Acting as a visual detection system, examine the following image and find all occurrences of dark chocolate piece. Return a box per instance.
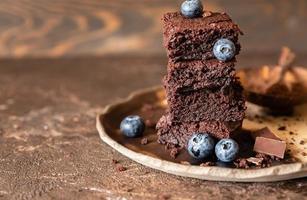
[253,128,286,159]
[252,127,281,140]
[163,11,242,62]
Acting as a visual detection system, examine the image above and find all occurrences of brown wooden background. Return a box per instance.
[0,0,306,58]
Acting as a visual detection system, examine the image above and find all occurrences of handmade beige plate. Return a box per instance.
[96,86,307,182]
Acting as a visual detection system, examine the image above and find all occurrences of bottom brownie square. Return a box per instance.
[156,114,242,148]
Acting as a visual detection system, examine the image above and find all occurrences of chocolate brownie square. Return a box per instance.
[163,11,242,62]
[156,114,241,148]
[165,80,246,122]
[165,59,236,93]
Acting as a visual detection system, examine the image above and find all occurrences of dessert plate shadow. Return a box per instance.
[96,86,307,182]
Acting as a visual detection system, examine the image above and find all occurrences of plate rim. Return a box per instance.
[96,86,307,182]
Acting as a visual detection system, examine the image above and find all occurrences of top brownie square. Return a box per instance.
[163,11,242,62]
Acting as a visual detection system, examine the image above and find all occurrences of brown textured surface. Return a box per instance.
[0,56,306,199]
[0,0,307,58]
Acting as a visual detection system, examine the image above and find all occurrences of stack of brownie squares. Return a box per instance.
[156,11,246,148]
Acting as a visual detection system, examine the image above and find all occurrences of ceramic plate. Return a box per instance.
[96,86,307,182]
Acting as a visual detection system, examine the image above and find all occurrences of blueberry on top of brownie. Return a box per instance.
[162,11,243,62]
[181,0,204,18]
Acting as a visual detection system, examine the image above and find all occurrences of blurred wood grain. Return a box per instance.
[0,0,306,58]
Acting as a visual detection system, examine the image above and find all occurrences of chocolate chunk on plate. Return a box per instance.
[252,127,287,159]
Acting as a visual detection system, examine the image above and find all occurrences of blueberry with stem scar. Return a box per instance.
[215,139,239,162]
[120,115,145,138]
[187,133,215,159]
[181,0,203,18]
[213,39,236,61]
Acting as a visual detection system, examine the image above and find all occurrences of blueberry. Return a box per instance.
[215,139,239,162]
[187,133,215,159]
[213,39,236,61]
[181,0,203,18]
[120,115,145,138]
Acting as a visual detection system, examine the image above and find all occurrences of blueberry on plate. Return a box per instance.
[181,0,203,18]
[215,139,239,162]
[120,115,145,138]
[187,133,215,159]
[213,38,236,61]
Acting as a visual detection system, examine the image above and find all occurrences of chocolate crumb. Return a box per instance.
[158,194,171,200]
[273,156,281,161]
[302,152,307,156]
[170,148,179,158]
[255,153,275,167]
[180,161,191,165]
[204,11,212,17]
[246,157,264,166]
[299,140,305,145]
[141,138,149,145]
[116,165,127,172]
[112,159,119,164]
[289,142,294,145]
[234,158,249,169]
[278,126,286,131]
[200,162,215,167]
[289,131,294,135]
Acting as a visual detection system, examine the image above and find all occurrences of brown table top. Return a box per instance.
[0,55,306,200]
